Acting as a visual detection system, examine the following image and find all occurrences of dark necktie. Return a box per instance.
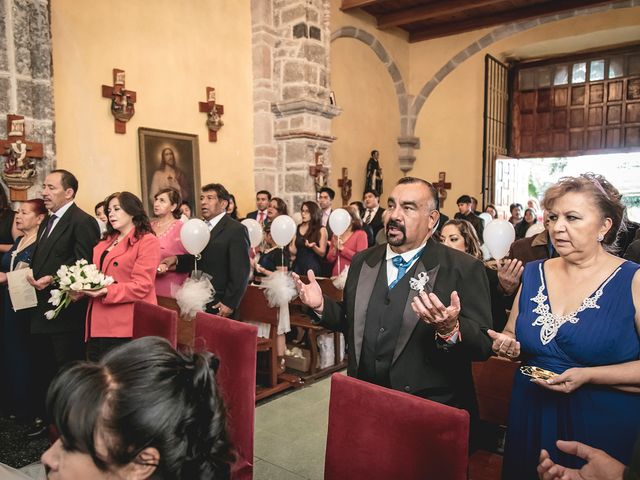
[41,214,57,239]
[364,209,373,224]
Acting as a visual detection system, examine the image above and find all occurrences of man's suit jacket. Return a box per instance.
[29,203,101,334]
[367,208,384,238]
[245,210,267,223]
[319,237,493,412]
[176,214,250,311]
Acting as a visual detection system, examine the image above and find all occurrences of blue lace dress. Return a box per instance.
[502,259,640,479]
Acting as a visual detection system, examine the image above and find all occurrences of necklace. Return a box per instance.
[112,234,126,247]
[16,232,37,252]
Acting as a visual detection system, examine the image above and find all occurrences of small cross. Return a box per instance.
[101,68,137,134]
[338,167,352,206]
[199,87,225,142]
[0,115,43,201]
[309,151,328,192]
[432,171,452,208]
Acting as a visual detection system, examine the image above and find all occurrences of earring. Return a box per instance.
[597,234,604,242]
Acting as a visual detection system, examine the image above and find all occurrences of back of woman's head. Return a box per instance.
[47,337,231,479]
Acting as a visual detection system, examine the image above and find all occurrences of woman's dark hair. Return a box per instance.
[349,201,365,219]
[0,185,11,219]
[346,205,363,231]
[104,192,154,239]
[23,198,47,216]
[484,204,498,219]
[523,208,537,225]
[301,201,323,243]
[270,197,288,217]
[227,194,238,220]
[94,201,106,216]
[542,173,625,249]
[154,187,182,219]
[442,219,482,260]
[47,337,231,479]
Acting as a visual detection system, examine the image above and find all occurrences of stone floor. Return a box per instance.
[1,374,336,479]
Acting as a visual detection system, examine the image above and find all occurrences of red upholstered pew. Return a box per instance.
[325,374,470,480]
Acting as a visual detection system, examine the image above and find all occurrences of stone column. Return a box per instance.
[252,0,340,211]
[0,0,55,200]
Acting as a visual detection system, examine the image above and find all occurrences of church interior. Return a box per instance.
[1,0,640,479]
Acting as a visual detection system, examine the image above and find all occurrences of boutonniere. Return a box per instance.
[409,271,429,293]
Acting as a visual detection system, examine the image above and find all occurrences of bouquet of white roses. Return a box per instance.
[45,259,114,320]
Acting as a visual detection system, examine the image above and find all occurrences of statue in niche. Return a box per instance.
[365,150,383,195]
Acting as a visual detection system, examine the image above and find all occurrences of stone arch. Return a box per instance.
[410,0,639,132]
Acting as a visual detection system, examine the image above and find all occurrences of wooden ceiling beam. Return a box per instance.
[341,0,379,11]
[377,0,505,29]
[409,0,614,42]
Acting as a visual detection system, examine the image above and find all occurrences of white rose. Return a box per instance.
[48,289,62,306]
[60,276,72,287]
[45,310,55,320]
[70,281,84,291]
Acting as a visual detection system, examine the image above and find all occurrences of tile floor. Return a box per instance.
[13,373,336,480]
[254,374,333,480]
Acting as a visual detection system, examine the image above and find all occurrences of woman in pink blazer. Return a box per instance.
[81,191,160,361]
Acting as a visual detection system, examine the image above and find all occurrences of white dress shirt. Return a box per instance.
[385,238,428,286]
[205,211,227,231]
[46,200,75,237]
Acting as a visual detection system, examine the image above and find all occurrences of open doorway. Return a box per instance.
[494,152,640,221]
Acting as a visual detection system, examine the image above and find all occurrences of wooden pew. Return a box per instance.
[237,284,300,401]
[289,276,347,381]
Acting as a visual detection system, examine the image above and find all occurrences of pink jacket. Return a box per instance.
[86,230,161,340]
[327,229,368,277]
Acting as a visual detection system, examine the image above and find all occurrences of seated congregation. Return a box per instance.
[1,169,639,480]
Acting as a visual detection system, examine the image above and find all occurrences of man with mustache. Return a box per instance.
[293,177,492,415]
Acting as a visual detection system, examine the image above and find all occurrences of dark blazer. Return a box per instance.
[29,202,101,334]
[366,207,384,238]
[454,211,484,242]
[176,214,250,312]
[318,237,493,412]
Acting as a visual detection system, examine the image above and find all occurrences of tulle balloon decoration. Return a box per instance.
[525,223,545,238]
[180,219,210,255]
[479,212,493,226]
[329,208,351,236]
[241,218,263,248]
[483,219,515,260]
[271,215,297,247]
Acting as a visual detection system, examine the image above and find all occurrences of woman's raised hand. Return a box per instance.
[487,329,521,359]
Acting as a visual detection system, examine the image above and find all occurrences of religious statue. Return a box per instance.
[365,150,383,195]
[309,151,328,193]
[3,139,35,178]
[205,89,224,133]
[110,88,135,123]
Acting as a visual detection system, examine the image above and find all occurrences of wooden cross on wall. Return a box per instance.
[0,115,43,201]
[199,87,225,142]
[101,68,137,134]
[309,151,328,192]
[338,167,352,206]
[432,171,452,208]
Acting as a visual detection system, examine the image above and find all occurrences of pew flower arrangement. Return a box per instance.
[45,259,114,320]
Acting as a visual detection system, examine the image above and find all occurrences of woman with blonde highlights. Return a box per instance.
[489,173,640,479]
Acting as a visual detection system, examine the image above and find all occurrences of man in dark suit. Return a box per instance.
[164,183,250,318]
[27,169,100,435]
[362,188,384,239]
[245,190,271,225]
[293,177,492,414]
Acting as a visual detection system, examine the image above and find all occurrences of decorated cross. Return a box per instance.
[0,115,43,201]
[101,68,136,134]
[432,171,452,208]
[338,167,352,206]
[198,87,225,142]
[309,151,328,192]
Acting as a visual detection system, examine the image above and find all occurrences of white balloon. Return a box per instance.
[479,212,493,226]
[292,212,303,225]
[241,218,263,248]
[329,208,351,236]
[525,223,545,238]
[483,219,515,260]
[180,219,210,255]
[270,215,297,247]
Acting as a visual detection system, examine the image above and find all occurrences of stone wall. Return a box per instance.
[0,0,55,201]
[252,0,340,211]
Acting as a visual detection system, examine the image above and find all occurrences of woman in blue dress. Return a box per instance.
[0,199,46,420]
[290,201,327,276]
[488,174,640,479]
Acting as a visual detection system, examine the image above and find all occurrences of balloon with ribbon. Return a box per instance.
[180,219,210,255]
[270,215,297,247]
[241,218,263,248]
[478,212,493,226]
[329,208,351,236]
[525,223,545,238]
[483,219,515,260]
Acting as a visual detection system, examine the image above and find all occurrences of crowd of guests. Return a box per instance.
[0,168,639,479]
